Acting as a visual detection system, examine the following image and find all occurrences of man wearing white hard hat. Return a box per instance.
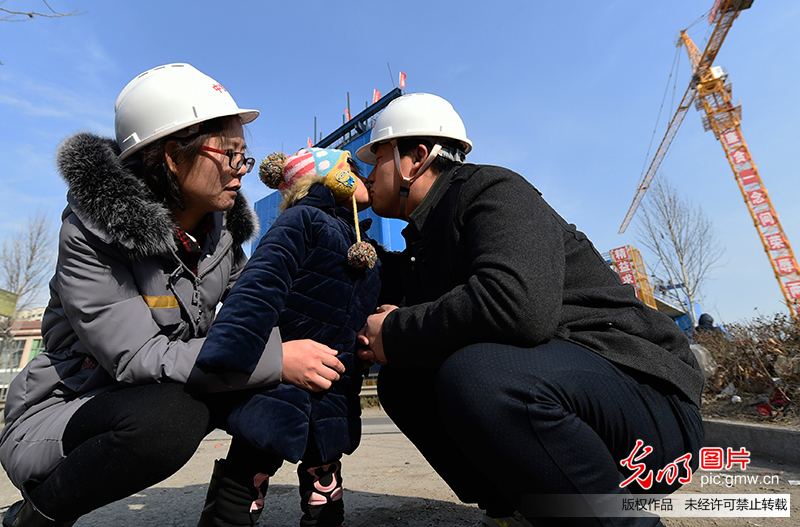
[0,64,344,527]
[357,93,705,526]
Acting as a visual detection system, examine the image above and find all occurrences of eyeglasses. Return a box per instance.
[200,146,255,173]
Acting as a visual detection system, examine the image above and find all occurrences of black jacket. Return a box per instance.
[380,164,703,407]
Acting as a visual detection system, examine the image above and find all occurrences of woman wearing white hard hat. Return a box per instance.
[0,64,344,527]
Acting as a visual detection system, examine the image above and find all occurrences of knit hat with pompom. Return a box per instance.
[260,147,357,200]
[258,147,376,269]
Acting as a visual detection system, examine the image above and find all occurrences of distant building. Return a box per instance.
[1,316,45,395]
[15,307,46,322]
[2,319,44,370]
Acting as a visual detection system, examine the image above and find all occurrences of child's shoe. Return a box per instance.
[297,460,344,527]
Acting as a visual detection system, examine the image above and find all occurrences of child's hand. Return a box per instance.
[281,340,345,392]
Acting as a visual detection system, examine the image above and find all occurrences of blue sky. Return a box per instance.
[1,0,799,323]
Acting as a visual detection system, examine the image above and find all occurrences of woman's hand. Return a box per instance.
[281,340,345,392]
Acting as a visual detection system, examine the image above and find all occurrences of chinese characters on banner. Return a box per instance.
[617,260,633,274]
[757,211,776,227]
[787,281,800,300]
[731,148,749,165]
[738,169,758,186]
[709,0,722,24]
[766,233,786,251]
[776,257,796,275]
[611,246,629,261]
[722,129,741,148]
[611,246,638,291]
[747,189,766,207]
[721,126,800,313]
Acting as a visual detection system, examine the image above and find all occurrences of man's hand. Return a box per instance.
[281,339,345,392]
[356,305,398,366]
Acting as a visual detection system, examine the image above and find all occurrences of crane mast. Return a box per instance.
[618,0,745,236]
[619,0,800,318]
[681,30,800,317]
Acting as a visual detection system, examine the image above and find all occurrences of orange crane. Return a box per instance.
[618,0,800,318]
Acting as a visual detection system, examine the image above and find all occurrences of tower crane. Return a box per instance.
[618,0,800,318]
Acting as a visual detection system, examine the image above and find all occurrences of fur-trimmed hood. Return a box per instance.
[56,132,258,260]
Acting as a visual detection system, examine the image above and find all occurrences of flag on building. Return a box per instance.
[399,71,406,88]
[373,90,381,104]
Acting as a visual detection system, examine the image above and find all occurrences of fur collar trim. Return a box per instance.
[56,132,257,260]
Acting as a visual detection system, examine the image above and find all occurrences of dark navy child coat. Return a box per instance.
[197,183,381,463]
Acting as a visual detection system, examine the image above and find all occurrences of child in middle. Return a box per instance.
[195,147,380,527]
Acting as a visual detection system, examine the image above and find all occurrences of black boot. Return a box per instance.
[197,459,225,526]
[297,460,344,527]
[197,459,269,527]
[3,480,77,527]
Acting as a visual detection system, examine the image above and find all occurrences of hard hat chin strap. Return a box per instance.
[392,139,442,221]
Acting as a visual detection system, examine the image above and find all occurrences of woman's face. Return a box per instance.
[175,120,248,217]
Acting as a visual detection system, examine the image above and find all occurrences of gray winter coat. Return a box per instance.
[0,133,283,488]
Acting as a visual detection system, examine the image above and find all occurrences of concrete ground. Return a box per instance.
[0,409,797,526]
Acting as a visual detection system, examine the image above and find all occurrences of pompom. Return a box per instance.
[259,152,287,189]
[347,241,377,269]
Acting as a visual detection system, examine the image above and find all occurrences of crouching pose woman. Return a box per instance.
[0,63,344,527]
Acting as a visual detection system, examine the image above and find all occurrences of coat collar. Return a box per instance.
[406,163,462,234]
[56,132,257,261]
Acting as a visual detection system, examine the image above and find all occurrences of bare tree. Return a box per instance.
[0,1,83,65]
[0,212,56,314]
[0,0,81,21]
[635,174,724,326]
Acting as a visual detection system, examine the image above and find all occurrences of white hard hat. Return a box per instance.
[115,63,259,160]
[356,93,472,165]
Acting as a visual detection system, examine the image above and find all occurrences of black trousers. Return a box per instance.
[378,340,705,527]
[28,383,281,521]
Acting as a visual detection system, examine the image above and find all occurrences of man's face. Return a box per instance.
[366,142,404,218]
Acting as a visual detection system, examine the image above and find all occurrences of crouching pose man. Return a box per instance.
[356,93,705,527]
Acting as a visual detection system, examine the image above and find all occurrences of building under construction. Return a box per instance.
[252,88,408,254]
